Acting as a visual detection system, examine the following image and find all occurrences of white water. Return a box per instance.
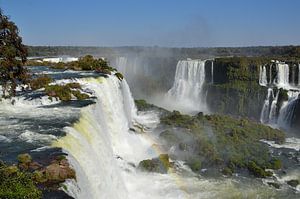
[166,59,208,113]
[260,88,281,124]
[268,90,280,124]
[276,62,290,87]
[277,90,300,129]
[260,88,273,123]
[53,76,152,199]
[259,61,300,128]
[211,61,214,84]
[259,65,268,86]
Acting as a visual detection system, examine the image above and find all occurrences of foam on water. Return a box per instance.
[261,137,300,151]
[18,130,57,144]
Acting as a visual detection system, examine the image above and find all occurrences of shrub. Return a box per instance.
[45,85,72,101]
[247,161,272,178]
[29,75,52,90]
[0,163,41,199]
[187,159,202,172]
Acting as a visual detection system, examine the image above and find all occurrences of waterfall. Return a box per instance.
[259,65,268,86]
[278,91,300,128]
[53,76,156,199]
[167,59,207,113]
[114,57,129,77]
[276,62,290,87]
[268,90,280,124]
[54,76,217,199]
[260,88,273,123]
[259,61,300,128]
[113,56,146,79]
[298,64,300,86]
[211,61,214,84]
[269,64,274,84]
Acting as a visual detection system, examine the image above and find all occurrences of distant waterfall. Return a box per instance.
[167,59,208,113]
[260,61,295,88]
[259,65,268,86]
[259,61,300,128]
[276,63,290,87]
[115,57,128,74]
[268,90,280,123]
[260,88,273,123]
[260,89,280,124]
[113,56,149,79]
[211,61,214,84]
[299,64,300,86]
[260,87,300,128]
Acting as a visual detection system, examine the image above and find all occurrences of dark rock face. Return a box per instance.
[203,57,268,121]
[291,98,300,130]
[205,83,267,120]
[287,179,299,188]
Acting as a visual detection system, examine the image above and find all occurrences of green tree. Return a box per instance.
[0,9,29,97]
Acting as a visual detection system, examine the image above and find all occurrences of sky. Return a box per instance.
[0,0,300,47]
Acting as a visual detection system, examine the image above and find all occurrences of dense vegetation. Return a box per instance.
[28,74,90,101]
[160,111,285,177]
[0,153,76,199]
[135,100,286,178]
[26,46,300,59]
[0,161,41,199]
[0,10,29,97]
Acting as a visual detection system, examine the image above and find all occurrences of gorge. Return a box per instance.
[0,52,300,199]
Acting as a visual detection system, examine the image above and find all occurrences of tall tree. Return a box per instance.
[0,9,29,97]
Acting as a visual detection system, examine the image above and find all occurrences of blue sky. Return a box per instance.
[1,0,300,47]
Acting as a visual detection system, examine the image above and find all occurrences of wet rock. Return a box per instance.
[287,179,299,188]
[138,154,171,174]
[45,162,75,183]
[196,112,204,118]
[268,182,280,189]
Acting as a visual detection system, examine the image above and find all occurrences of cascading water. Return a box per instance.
[260,88,280,124]
[298,64,300,86]
[260,88,273,123]
[268,90,280,124]
[259,65,268,86]
[113,56,147,80]
[278,91,300,129]
[53,77,141,199]
[114,57,130,77]
[259,61,300,128]
[166,59,208,113]
[53,76,203,199]
[276,62,290,87]
[211,61,214,84]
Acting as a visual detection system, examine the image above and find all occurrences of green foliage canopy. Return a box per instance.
[0,9,29,97]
